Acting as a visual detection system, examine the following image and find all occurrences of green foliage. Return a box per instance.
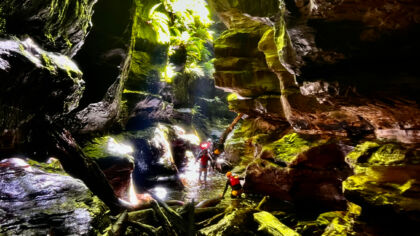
[227,93,238,102]
[134,1,170,44]
[164,0,214,80]
[129,0,214,86]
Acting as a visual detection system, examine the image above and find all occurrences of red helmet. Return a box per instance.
[200,142,209,150]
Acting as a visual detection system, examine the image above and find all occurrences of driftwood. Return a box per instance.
[216,113,244,150]
[150,200,178,236]
[256,196,269,211]
[194,207,225,223]
[178,201,195,236]
[127,221,162,236]
[196,211,226,228]
[109,210,128,236]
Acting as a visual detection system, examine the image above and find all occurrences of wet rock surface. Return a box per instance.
[0,158,109,235]
[83,136,135,201]
[0,38,84,155]
[0,0,97,56]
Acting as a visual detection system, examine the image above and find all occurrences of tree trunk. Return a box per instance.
[216,113,244,151]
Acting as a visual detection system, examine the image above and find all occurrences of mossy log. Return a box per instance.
[127,221,162,236]
[109,210,128,236]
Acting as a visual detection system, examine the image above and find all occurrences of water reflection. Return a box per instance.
[149,186,168,200]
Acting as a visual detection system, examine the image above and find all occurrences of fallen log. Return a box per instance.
[216,113,244,151]
[194,207,225,223]
[127,221,162,236]
[108,210,128,236]
[195,197,222,208]
[150,200,178,236]
[196,211,225,228]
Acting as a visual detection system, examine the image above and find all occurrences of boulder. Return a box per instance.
[244,133,353,211]
[0,38,84,156]
[0,158,110,235]
[224,118,289,168]
[343,142,420,222]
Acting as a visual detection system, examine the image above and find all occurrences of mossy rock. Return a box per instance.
[27,158,66,175]
[260,133,324,164]
[345,141,380,167]
[317,203,361,236]
[368,144,408,166]
[82,135,135,169]
[0,0,97,56]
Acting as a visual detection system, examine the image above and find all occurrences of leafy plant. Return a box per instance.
[135,2,170,44]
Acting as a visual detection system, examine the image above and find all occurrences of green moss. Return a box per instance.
[368,143,407,166]
[0,7,5,34]
[275,18,286,53]
[82,136,111,159]
[263,133,322,163]
[27,158,66,175]
[199,207,256,235]
[281,88,301,96]
[82,135,133,161]
[41,53,57,74]
[253,211,300,236]
[316,211,344,228]
[345,141,380,167]
[343,173,420,213]
[321,203,361,236]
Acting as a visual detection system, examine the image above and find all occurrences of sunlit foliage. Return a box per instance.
[132,0,214,83]
[164,0,214,81]
[135,1,170,44]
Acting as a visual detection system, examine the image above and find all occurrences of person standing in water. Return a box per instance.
[196,146,212,183]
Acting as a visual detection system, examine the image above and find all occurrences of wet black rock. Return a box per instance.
[0,0,97,56]
[0,158,110,235]
[0,38,84,155]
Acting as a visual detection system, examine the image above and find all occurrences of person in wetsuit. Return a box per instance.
[221,171,243,198]
[196,148,212,182]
